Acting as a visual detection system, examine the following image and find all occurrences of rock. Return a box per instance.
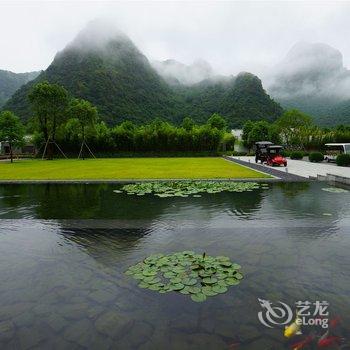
[63,319,93,348]
[46,314,67,333]
[87,305,105,319]
[33,303,52,316]
[237,324,261,342]
[18,327,47,350]
[94,310,133,339]
[12,312,33,328]
[214,321,236,338]
[245,337,281,350]
[0,320,15,342]
[126,321,154,348]
[88,290,116,304]
[57,303,88,320]
[0,303,33,319]
[49,337,81,350]
[89,334,113,350]
[169,332,227,350]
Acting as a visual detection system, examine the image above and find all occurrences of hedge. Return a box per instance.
[336,154,350,166]
[290,151,304,160]
[309,152,324,163]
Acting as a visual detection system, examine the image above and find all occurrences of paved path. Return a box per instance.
[224,156,306,181]
[228,156,350,180]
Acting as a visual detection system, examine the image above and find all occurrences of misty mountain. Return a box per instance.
[0,69,40,107]
[266,42,350,125]
[176,73,282,125]
[152,59,214,85]
[4,21,282,127]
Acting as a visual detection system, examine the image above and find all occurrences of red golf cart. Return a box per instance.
[255,142,287,167]
[265,145,287,167]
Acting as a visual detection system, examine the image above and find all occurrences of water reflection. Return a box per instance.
[0,182,350,349]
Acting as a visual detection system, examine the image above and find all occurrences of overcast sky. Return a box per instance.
[1,1,350,76]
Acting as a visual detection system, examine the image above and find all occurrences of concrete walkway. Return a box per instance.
[230,156,350,179]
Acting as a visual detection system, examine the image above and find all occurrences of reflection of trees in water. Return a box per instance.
[59,227,150,264]
[270,182,348,221]
[276,182,310,198]
[0,183,266,220]
[220,189,264,218]
[34,184,108,219]
[0,185,29,215]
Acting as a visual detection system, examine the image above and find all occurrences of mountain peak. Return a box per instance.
[67,19,130,52]
[282,41,344,75]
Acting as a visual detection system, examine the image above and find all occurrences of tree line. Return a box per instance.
[0,81,235,161]
[242,109,350,151]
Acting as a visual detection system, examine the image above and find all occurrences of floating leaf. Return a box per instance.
[231,264,242,270]
[234,273,243,280]
[119,181,264,198]
[125,251,243,302]
[322,187,349,193]
[170,283,185,291]
[201,286,217,296]
[212,285,228,294]
[182,278,197,286]
[226,278,240,286]
[202,277,218,285]
[191,293,207,302]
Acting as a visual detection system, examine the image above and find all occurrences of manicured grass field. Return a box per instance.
[0,158,269,180]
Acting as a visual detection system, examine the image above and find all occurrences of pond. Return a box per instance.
[0,182,349,349]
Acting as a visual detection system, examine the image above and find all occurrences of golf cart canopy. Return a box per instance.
[267,145,283,150]
[325,143,350,152]
[255,141,273,146]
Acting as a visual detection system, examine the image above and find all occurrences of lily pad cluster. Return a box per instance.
[115,181,267,197]
[322,187,349,193]
[125,251,243,302]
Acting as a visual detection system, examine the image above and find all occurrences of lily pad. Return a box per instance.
[322,187,349,193]
[119,181,264,198]
[170,283,185,291]
[191,293,207,302]
[212,285,228,294]
[226,278,240,286]
[202,277,218,285]
[125,251,243,302]
[201,286,218,296]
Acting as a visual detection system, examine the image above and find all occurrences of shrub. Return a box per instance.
[290,151,304,160]
[336,154,350,166]
[309,152,324,163]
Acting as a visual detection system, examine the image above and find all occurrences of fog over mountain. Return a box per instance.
[266,42,350,101]
[262,42,350,125]
[152,59,214,85]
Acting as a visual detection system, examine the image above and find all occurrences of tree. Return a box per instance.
[275,109,313,149]
[207,113,227,130]
[182,117,195,131]
[28,81,69,159]
[68,98,98,159]
[0,111,25,163]
[242,120,254,149]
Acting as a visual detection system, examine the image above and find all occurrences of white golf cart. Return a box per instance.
[324,143,350,162]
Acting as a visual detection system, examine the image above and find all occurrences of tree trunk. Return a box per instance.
[9,143,13,163]
[47,141,54,160]
[82,127,85,160]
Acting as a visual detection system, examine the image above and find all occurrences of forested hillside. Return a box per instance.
[4,22,282,127]
[0,69,40,107]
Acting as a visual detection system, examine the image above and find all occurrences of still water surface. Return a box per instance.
[0,182,349,349]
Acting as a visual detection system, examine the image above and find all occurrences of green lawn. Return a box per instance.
[0,158,269,180]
